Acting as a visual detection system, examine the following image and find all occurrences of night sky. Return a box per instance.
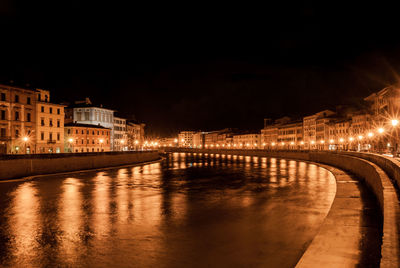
[1,2,400,137]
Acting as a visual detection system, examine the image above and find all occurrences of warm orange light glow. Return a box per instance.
[358,135,363,140]
[378,128,384,134]
[329,139,334,144]
[392,119,399,127]
[22,136,29,142]
[349,137,354,141]
[320,140,325,144]
[174,138,178,143]
[271,142,276,146]
[290,142,294,145]
[121,140,125,144]
[311,140,315,144]
[281,142,285,146]
[367,132,373,138]
[300,141,304,145]
[68,138,73,143]
[339,138,344,143]
[135,140,139,144]
[100,139,104,143]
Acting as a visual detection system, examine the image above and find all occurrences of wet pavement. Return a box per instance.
[0,152,338,267]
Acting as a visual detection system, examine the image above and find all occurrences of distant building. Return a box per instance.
[192,132,204,148]
[0,84,36,154]
[277,121,303,149]
[113,117,127,151]
[303,110,335,149]
[233,133,260,149]
[65,98,115,150]
[35,89,65,154]
[178,131,195,147]
[126,120,145,150]
[64,123,111,153]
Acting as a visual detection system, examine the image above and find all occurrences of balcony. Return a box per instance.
[47,139,56,144]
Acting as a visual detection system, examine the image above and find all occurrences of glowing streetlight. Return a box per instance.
[271,142,276,146]
[23,136,29,142]
[378,128,384,134]
[329,139,334,144]
[300,141,304,145]
[281,142,285,146]
[339,138,344,143]
[99,139,104,143]
[358,135,363,140]
[290,141,294,145]
[392,119,399,127]
[367,132,374,138]
[311,140,315,145]
[349,137,354,142]
[320,140,325,144]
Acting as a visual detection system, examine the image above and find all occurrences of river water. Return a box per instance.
[0,153,336,267]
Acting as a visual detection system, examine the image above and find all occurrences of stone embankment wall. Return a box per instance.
[167,148,399,267]
[0,151,160,180]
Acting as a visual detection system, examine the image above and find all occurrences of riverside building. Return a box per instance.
[64,123,111,152]
[0,84,36,154]
[65,98,115,150]
[35,89,65,153]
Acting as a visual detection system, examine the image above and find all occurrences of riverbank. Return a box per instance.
[0,151,160,180]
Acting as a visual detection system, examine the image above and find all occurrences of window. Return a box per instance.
[57,108,60,114]
[27,113,31,122]
[97,131,99,135]
[15,129,19,137]
[85,112,89,120]
[0,93,5,101]
[57,120,60,127]
[49,132,53,141]
[57,133,60,141]
[15,111,19,121]
[92,131,94,135]
[0,128,6,137]
[0,110,5,120]
[49,119,53,127]
[27,97,31,105]
[41,118,45,126]
[67,129,71,134]
[38,93,41,101]
[41,132,44,140]
[86,139,89,144]
[81,139,84,144]
[87,130,89,134]
[14,95,19,103]
[41,106,44,112]
[81,130,84,134]
[49,107,53,114]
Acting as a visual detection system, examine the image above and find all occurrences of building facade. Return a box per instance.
[126,121,145,150]
[113,117,127,151]
[178,131,195,147]
[35,89,65,153]
[0,84,36,154]
[233,134,260,149]
[277,121,303,149]
[64,123,111,153]
[65,98,115,150]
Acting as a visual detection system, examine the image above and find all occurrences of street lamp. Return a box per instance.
[68,138,74,153]
[100,139,104,152]
[22,136,29,154]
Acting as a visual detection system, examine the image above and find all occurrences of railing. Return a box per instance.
[47,140,56,144]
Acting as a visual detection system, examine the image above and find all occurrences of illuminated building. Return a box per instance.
[35,89,65,153]
[126,120,145,150]
[65,98,115,150]
[64,123,111,153]
[0,84,36,154]
[113,116,127,151]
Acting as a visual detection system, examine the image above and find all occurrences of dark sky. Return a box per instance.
[2,2,400,137]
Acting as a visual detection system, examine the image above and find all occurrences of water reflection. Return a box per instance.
[0,152,336,267]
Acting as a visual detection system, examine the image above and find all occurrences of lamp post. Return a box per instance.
[68,138,74,153]
[391,119,399,155]
[22,136,29,154]
[100,139,104,152]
